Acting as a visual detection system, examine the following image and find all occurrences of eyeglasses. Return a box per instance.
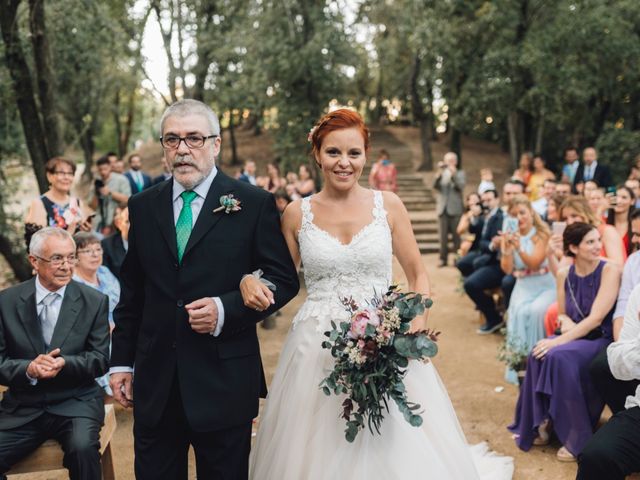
[51,171,75,178]
[77,247,103,256]
[160,134,217,150]
[34,254,78,267]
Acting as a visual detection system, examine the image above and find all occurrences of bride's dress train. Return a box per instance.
[250,191,513,479]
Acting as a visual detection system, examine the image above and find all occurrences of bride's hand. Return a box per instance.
[240,275,274,311]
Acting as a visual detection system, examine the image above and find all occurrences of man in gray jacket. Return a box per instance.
[0,227,109,479]
[433,152,465,267]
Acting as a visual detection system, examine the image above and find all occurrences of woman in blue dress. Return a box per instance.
[500,194,557,384]
[72,231,120,395]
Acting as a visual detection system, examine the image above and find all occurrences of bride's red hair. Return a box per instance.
[309,108,370,156]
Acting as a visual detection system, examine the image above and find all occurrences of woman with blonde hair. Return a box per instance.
[500,195,556,384]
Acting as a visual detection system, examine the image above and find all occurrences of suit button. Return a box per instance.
[177,299,184,307]
[173,263,179,270]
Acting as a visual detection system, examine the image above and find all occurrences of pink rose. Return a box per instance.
[348,310,381,339]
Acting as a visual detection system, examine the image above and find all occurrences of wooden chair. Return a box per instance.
[7,403,116,479]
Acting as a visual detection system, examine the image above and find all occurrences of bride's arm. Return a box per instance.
[240,200,302,311]
[383,192,431,330]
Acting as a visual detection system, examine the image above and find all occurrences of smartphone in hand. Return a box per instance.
[503,217,519,233]
[552,221,567,236]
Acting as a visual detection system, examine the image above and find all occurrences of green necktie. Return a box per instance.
[176,190,198,263]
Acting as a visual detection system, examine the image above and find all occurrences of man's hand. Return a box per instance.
[27,348,65,380]
[185,298,218,334]
[99,186,110,197]
[109,372,133,408]
[491,234,502,250]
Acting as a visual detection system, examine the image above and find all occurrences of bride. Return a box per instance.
[240,109,514,479]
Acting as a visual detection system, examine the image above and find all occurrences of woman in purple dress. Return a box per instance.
[508,222,621,462]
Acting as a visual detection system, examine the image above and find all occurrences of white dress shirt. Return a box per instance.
[29,277,67,384]
[607,283,640,409]
[584,161,598,182]
[614,250,640,319]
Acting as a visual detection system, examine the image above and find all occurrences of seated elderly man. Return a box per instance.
[577,282,640,479]
[0,227,109,479]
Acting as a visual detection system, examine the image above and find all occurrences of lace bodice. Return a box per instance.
[293,190,393,331]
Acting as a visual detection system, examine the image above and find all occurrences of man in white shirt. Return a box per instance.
[590,210,640,413]
[532,178,556,220]
[577,282,640,479]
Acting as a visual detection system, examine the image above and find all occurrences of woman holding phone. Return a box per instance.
[500,195,556,384]
[606,185,636,255]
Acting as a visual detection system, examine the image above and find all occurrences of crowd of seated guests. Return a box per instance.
[457,146,640,474]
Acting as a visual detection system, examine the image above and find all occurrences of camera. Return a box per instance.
[94,178,105,195]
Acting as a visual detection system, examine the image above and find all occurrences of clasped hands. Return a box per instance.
[27,348,65,380]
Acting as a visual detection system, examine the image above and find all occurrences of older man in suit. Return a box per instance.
[433,151,465,267]
[109,99,299,479]
[0,227,110,479]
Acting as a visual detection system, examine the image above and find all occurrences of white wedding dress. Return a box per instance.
[250,191,514,479]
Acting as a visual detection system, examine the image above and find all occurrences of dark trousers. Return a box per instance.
[590,348,640,414]
[0,413,102,479]
[577,406,640,480]
[463,263,504,326]
[501,274,516,310]
[438,213,461,263]
[456,251,481,277]
[134,378,252,480]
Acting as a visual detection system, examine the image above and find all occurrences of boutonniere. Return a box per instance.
[213,194,242,214]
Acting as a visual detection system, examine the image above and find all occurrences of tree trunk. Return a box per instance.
[507,110,519,169]
[114,89,124,158]
[534,114,544,155]
[449,127,461,165]
[409,54,433,171]
[0,180,31,281]
[120,91,136,157]
[28,0,63,158]
[0,0,50,193]
[80,125,95,181]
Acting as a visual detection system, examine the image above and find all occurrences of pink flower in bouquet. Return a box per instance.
[349,309,381,339]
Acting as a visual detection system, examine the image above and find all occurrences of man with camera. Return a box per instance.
[88,155,131,236]
[433,152,465,267]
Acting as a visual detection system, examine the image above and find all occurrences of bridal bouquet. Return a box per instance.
[320,286,439,442]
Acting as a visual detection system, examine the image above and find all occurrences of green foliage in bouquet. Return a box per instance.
[320,286,439,442]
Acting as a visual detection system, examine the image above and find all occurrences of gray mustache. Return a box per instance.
[172,155,197,169]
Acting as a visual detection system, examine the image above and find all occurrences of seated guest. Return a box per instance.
[606,185,636,256]
[555,180,572,199]
[531,178,556,220]
[500,195,556,384]
[545,194,563,224]
[295,164,316,197]
[73,231,120,395]
[527,155,555,201]
[573,147,613,193]
[477,168,495,194]
[583,179,599,198]
[0,227,109,478]
[587,188,607,220]
[577,283,640,480]
[124,153,152,194]
[508,222,620,462]
[543,195,625,335]
[152,156,172,185]
[101,207,129,281]
[589,209,640,414]
[512,151,533,187]
[499,180,526,310]
[455,192,487,272]
[625,177,640,208]
[238,160,257,185]
[462,189,506,334]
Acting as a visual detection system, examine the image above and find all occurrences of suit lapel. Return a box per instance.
[183,172,233,260]
[153,180,179,262]
[17,279,45,354]
[49,281,81,349]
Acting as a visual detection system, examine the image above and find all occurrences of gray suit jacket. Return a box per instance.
[433,169,465,216]
[0,279,110,429]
